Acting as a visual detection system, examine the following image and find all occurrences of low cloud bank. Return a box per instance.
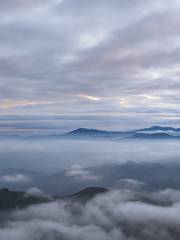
[0,174,31,183]
[1,188,180,239]
[66,164,101,181]
[25,187,52,200]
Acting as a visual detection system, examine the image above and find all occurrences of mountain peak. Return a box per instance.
[71,187,107,200]
[139,126,178,132]
[66,128,109,136]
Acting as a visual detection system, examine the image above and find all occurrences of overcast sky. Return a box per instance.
[0,0,180,129]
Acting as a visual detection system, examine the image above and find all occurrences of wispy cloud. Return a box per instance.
[66,165,101,181]
[0,174,31,183]
[79,94,101,101]
[0,100,55,109]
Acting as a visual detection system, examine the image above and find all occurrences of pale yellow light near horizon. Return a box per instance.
[0,100,55,109]
[79,94,101,101]
[142,95,160,100]
[119,98,131,107]
[119,94,161,108]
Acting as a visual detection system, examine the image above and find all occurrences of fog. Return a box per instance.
[1,188,180,240]
[0,138,179,173]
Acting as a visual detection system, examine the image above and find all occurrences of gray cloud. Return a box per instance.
[0,174,31,183]
[0,0,180,128]
[66,164,101,181]
[1,189,180,239]
[25,187,52,200]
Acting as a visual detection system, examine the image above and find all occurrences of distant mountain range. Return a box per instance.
[1,125,180,140]
[139,126,180,132]
[63,126,180,140]
[65,128,125,138]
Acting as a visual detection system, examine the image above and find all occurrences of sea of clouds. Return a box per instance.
[1,188,180,240]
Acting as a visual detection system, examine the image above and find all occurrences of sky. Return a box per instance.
[0,0,180,130]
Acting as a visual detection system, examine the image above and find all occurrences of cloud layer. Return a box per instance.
[1,188,180,239]
[0,0,180,127]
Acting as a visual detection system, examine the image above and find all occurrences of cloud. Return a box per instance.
[0,174,31,183]
[1,189,180,239]
[0,0,180,127]
[66,165,101,181]
[25,187,52,200]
